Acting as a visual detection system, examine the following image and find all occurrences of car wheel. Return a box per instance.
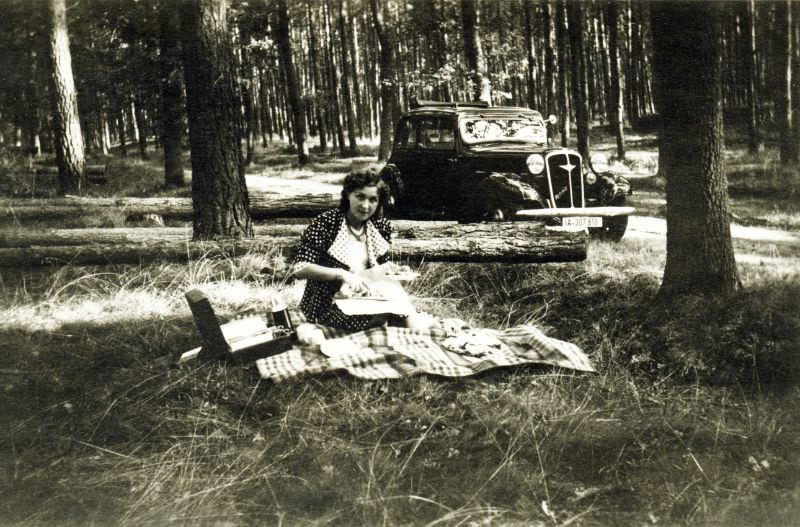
[589,196,628,241]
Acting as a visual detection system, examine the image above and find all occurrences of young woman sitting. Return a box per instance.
[292,169,422,332]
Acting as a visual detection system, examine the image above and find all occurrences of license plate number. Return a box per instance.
[562,217,602,228]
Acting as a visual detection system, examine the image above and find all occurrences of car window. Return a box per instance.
[417,116,455,150]
[459,116,547,145]
[394,119,414,148]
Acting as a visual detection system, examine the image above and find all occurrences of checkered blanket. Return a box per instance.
[255,321,594,382]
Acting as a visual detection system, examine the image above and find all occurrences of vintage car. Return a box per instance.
[379,100,633,240]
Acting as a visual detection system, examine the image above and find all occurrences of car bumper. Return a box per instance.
[515,206,635,219]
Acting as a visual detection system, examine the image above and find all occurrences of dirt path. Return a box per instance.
[627,215,800,264]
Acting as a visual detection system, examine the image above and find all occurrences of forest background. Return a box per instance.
[1,0,799,525]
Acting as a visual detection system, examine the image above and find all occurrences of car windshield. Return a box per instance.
[459,116,547,145]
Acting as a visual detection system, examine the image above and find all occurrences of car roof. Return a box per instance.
[404,102,543,119]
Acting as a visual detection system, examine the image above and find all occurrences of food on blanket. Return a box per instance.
[383,263,418,280]
[439,317,470,336]
[441,329,504,357]
[338,282,383,299]
[337,280,401,300]
[296,323,325,346]
[405,310,438,331]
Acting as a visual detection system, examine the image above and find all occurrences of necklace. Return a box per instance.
[347,222,367,241]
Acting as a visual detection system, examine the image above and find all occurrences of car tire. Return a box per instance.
[589,196,628,241]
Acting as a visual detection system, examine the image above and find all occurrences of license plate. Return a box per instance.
[562,217,602,228]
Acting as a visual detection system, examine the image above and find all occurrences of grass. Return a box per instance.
[1,138,799,526]
[1,241,799,526]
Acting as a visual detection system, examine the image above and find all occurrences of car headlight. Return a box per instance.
[526,154,545,174]
[584,171,597,185]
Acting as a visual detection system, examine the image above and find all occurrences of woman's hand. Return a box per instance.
[338,270,372,297]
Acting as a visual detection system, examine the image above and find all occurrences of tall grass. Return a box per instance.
[2,238,799,526]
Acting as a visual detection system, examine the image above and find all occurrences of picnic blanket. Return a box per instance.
[255,320,594,382]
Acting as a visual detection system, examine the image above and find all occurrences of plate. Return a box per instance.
[335,297,415,316]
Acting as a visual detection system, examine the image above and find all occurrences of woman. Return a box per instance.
[292,169,396,331]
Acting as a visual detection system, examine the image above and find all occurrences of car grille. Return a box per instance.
[544,151,584,208]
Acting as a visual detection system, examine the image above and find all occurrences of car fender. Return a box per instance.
[379,164,405,205]
[596,171,631,203]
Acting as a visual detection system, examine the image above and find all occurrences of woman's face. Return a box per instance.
[346,185,380,223]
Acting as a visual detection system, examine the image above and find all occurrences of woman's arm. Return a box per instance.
[293,263,370,292]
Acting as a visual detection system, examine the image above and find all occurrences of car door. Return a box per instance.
[389,117,427,208]
[414,115,458,211]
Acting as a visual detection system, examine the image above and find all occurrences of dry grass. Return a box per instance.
[1,240,799,526]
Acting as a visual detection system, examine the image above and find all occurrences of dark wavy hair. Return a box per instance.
[339,169,391,218]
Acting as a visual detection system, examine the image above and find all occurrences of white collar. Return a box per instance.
[327,218,390,270]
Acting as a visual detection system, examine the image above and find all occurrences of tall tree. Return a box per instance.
[338,0,358,154]
[555,0,569,146]
[741,0,763,154]
[46,0,85,195]
[542,0,557,141]
[567,1,590,161]
[606,0,626,160]
[370,0,398,161]
[238,17,257,166]
[159,1,184,187]
[651,1,740,298]
[775,1,797,165]
[792,1,800,160]
[181,0,252,239]
[461,0,490,104]
[306,2,327,153]
[275,0,309,164]
[523,0,536,109]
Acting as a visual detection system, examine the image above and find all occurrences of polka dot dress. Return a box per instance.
[293,208,392,332]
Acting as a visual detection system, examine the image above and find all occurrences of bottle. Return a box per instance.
[267,293,293,330]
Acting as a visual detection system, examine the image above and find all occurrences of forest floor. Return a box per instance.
[1,132,799,526]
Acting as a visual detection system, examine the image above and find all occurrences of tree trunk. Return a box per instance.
[0,221,587,267]
[46,0,85,195]
[461,0,490,104]
[791,1,800,163]
[307,3,328,153]
[524,0,536,109]
[133,95,149,160]
[651,1,740,298]
[338,0,358,154]
[370,0,398,161]
[774,1,796,165]
[238,22,256,167]
[555,0,570,146]
[116,104,128,157]
[543,0,557,142]
[567,1,590,162]
[607,1,626,160]
[159,2,185,187]
[180,0,253,240]
[276,0,309,164]
[742,0,763,154]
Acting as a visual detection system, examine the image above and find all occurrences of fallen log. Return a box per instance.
[0,222,586,266]
[31,165,106,175]
[0,193,338,221]
[0,220,464,247]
